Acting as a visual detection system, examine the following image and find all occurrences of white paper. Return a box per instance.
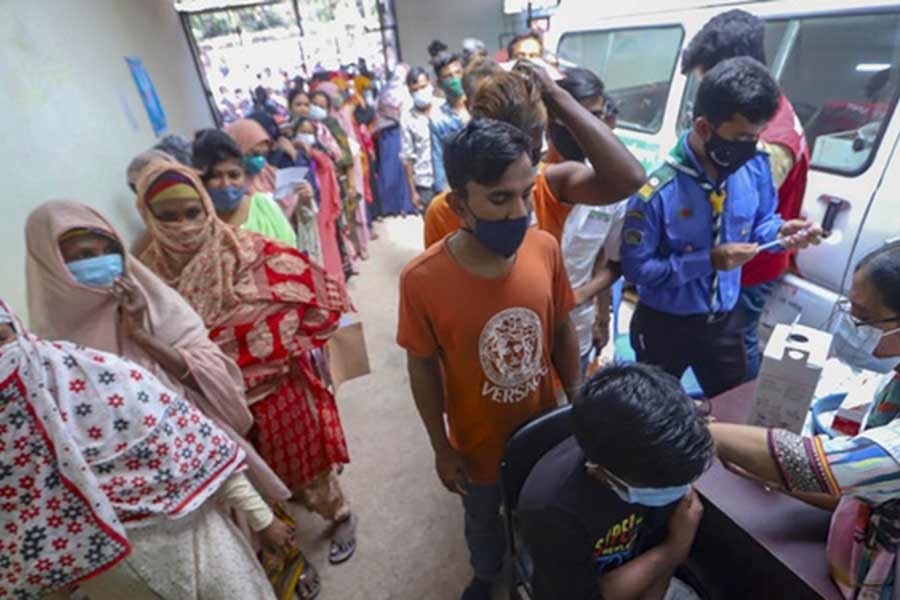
[274,166,309,200]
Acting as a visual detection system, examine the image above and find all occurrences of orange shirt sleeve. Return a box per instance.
[533,171,572,244]
[424,192,462,248]
[549,237,576,324]
[397,266,440,357]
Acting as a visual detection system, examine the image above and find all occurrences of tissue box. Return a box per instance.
[749,324,833,433]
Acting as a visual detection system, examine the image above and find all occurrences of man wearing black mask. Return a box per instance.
[620,57,823,397]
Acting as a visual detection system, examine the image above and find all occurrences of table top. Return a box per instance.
[695,381,843,600]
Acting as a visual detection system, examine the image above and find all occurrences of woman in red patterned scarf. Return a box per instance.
[134,161,358,565]
[0,300,290,599]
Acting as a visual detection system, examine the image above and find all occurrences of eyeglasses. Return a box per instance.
[837,298,900,328]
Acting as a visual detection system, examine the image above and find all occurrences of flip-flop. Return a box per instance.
[328,515,357,565]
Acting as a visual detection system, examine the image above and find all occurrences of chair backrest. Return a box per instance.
[500,405,574,512]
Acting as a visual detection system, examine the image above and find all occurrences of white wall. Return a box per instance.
[0,0,214,316]
[393,0,523,68]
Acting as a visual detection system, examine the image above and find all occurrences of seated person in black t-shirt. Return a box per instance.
[519,364,715,600]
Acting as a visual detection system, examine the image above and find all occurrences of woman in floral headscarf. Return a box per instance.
[134,161,359,565]
[0,301,287,600]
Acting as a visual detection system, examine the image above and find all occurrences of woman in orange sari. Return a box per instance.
[134,162,359,564]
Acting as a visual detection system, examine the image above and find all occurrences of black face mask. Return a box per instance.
[705,131,758,180]
[548,121,586,163]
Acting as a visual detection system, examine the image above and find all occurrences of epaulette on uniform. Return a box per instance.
[636,163,677,202]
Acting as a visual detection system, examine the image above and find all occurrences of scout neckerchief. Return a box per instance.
[666,133,727,318]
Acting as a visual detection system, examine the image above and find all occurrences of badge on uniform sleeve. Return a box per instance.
[625,229,644,245]
[638,176,661,200]
[626,210,644,221]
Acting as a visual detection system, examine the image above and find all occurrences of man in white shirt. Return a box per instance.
[401,66,437,212]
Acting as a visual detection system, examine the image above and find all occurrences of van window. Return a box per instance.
[677,11,900,177]
[558,26,684,133]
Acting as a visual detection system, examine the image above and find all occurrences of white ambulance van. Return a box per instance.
[547,0,900,371]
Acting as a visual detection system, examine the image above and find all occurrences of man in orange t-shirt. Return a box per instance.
[398,119,580,600]
[423,62,646,249]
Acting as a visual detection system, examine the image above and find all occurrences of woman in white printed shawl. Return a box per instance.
[0,301,291,600]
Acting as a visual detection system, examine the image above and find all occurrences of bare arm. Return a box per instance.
[573,250,620,306]
[601,489,703,600]
[552,315,582,401]
[404,160,422,209]
[709,423,783,483]
[407,351,469,494]
[522,66,643,205]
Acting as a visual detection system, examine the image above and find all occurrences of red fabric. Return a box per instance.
[309,148,347,287]
[742,95,811,287]
[249,354,349,490]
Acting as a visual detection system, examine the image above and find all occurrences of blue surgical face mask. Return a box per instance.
[603,467,690,507]
[67,254,124,288]
[208,185,247,213]
[308,104,328,122]
[243,155,266,175]
[464,201,531,258]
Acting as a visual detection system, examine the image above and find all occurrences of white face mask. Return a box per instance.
[831,306,900,372]
[413,87,433,110]
[308,104,328,122]
[295,133,316,147]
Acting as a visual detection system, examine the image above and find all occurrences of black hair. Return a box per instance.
[572,363,714,487]
[507,29,543,58]
[287,87,308,108]
[406,66,429,88]
[309,90,332,111]
[558,67,605,102]
[191,128,243,177]
[428,39,449,58]
[444,118,532,195]
[248,110,281,142]
[433,52,462,79]
[693,56,779,127]
[682,9,766,74]
[153,134,193,167]
[856,241,900,315]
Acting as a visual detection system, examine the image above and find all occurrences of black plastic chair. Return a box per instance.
[499,405,573,600]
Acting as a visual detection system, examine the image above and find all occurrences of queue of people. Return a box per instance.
[3,10,900,600]
[396,13,898,600]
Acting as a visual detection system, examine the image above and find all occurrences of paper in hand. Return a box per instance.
[275,166,309,200]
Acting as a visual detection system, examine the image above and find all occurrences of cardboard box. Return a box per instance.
[749,324,833,433]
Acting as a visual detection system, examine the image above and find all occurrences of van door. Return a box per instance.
[760,9,900,371]
[556,24,686,172]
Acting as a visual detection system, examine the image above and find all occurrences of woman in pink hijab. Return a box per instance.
[25,200,291,506]
[225,118,302,220]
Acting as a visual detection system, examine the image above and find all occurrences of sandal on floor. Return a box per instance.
[329,514,357,565]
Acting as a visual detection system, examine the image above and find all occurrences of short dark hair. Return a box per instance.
[428,39,449,58]
[558,67,605,102]
[507,29,543,58]
[462,58,503,97]
[433,52,462,79]
[693,56,779,127]
[310,90,332,111]
[287,87,308,108]
[572,363,714,487]
[192,128,243,177]
[444,118,532,195]
[857,241,900,315]
[406,66,429,88]
[682,9,766,74]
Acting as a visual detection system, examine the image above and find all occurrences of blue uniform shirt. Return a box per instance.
[620,134,783,316]
[430,102,466,192]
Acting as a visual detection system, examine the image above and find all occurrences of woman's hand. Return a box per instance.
[295,181,314,209]
[259,517,295,558]
[113,277,149,339]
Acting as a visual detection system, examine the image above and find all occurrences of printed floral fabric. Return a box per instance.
[0,302,244,598]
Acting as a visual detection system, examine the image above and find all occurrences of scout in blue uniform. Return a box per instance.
[620,57,822,397]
